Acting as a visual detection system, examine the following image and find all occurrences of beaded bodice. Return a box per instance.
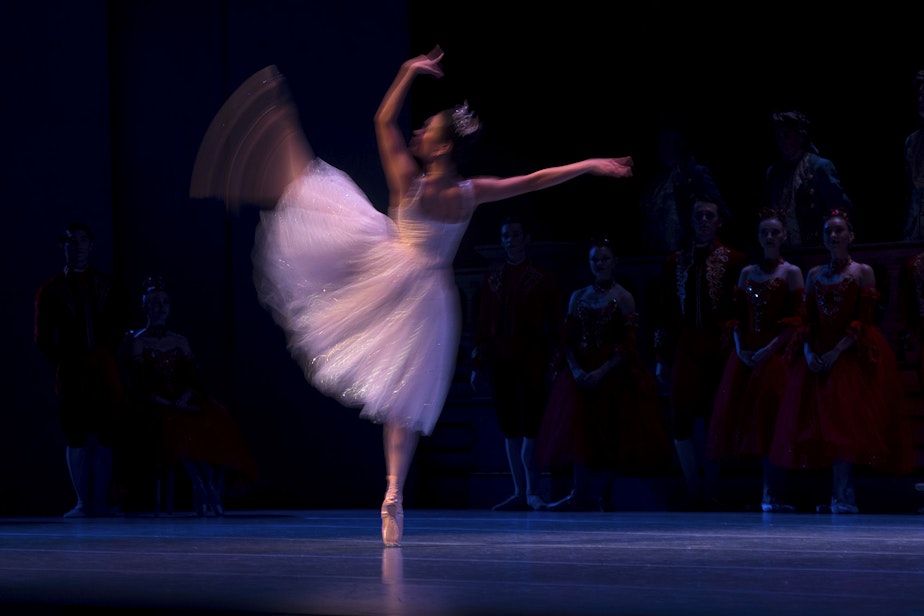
[134,346,195,402]
[807,277,877,352]
[738,277,800,350]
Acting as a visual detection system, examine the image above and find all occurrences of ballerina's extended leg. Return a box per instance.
[189,64,313,211]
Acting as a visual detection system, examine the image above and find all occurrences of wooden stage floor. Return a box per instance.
[1,508,922,615]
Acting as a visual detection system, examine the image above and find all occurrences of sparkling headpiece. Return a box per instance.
[451,101,479,138]
[825,208,851,222]
[758,207,786,224]
[824,208,854,232]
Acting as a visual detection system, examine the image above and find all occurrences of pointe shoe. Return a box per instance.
[381,496,404,547]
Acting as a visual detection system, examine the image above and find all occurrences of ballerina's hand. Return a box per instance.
[589,156,634,178]
[407,46,444,78]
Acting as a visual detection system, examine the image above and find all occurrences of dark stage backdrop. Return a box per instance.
[3,0,923,514]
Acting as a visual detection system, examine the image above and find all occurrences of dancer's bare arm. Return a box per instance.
[375,47,444,208]
[470,157,633,206]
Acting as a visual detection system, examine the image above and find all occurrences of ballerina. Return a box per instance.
[193,46,634,546]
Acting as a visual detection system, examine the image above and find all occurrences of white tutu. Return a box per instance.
[252,158,473,435]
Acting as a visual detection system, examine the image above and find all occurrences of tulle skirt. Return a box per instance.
[252,159,460,435]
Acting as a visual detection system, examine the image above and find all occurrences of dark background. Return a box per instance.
[3,0,923,514]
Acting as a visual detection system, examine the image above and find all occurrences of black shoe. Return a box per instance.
[492,494,530,512]
[598,496,615,512]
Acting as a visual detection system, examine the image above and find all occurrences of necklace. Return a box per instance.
[828,256,852,274]
[593,279,616,294]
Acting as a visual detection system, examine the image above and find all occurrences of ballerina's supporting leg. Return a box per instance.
[382,423,419,547]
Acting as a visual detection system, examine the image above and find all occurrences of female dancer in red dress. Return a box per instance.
[538,239,671,511]
[770,210,914,513]
[707,209,804,512]
[121,277,259,516]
